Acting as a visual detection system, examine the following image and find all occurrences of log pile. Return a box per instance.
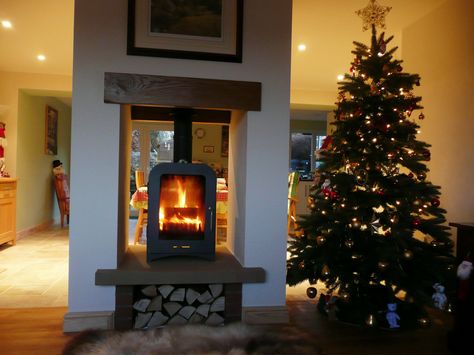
[133,284,225,329]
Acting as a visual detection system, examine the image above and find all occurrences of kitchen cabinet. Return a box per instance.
[0,178,17,246]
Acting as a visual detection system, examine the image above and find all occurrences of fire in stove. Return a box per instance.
[159,175,205,237]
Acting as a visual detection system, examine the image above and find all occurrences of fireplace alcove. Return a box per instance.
[95,72,265,329]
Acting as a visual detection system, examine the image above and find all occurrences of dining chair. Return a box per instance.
[134,170,147,244]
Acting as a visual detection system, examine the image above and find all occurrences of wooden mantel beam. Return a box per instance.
[104,72,261,111]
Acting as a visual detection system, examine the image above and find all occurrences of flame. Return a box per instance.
[177,179,186,207]
[159,175,204,233]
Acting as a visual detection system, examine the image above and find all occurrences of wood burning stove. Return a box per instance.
[147,163,216,261]
[146,108,216,262]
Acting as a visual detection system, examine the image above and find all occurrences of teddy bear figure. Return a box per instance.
[432,283,447,310]
[386,303,400,328]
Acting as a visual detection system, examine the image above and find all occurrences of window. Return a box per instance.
[131,122,174,195]
[290,132,326,180]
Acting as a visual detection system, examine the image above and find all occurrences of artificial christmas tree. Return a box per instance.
[287,0,455,328]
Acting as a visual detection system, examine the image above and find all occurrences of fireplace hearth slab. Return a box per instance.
[95,245,265,286]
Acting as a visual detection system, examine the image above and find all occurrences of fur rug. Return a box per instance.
[62,323,319,355]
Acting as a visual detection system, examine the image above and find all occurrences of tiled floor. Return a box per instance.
[0,226,68,308]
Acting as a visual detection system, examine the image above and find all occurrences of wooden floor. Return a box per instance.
[0,301,455,355]
[0,307,73,355]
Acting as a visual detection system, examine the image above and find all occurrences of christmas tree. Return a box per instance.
[287,0,455,328]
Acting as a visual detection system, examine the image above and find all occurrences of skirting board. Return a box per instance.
[63,311,114,333]
[16,219,54,240]
[242,306,289,324]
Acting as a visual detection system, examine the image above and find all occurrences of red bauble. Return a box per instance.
[413,218,421,227]
[431,198,440,207]
[423,150,431,161]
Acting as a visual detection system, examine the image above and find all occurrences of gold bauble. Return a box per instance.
[378,261,389,270]
[316,236,326,245]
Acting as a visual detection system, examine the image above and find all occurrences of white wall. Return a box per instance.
[70,0,292,312]
[402,0,474,231]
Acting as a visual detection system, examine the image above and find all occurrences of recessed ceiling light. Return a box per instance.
[1,20,12,29]
[37,54,46,61]
[337,74,344,81]
[297,44,307,52]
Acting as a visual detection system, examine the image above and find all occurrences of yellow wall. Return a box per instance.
[0,71,72,177]
[16,92,71,232]
[191,123,228,172]
[402,0,474,225]
[0,71,72,231]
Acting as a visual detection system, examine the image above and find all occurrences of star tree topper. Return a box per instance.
[356,0,392,31]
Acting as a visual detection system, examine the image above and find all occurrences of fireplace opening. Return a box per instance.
[159,174,206,240]
[146,108,217,262]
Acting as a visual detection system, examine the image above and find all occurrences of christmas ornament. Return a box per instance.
[351,219,361,229]
[431,198,440,207]
[365,313,377,327]
[356,0,392,31]
[457,256,473,301]
[417,172,427,181]
[316,236,326,246]
[412,218,421,227]
[413,199,422,206]
[370,218,382,234]
[322,265,330,277]
[423,150,431,160]
[390,214,399,224]
[386,303,400,328]
[378,261,389,270]
[403,250,414,260]
[418,112,425,120]
[306,287,317,299]
[432,283,447,310]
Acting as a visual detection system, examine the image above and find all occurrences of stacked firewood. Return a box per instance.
[133,284,225,329]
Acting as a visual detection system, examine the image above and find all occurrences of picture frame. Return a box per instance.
[127,0,243,63]
[203,145,215,153]
[45,105,58,155]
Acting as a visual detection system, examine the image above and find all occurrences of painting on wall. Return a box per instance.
[45,105,58,155]
[127,0,243,62]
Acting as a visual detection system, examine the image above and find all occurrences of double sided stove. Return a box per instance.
[146,109,216,262]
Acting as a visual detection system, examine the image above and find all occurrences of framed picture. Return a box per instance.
[127,0,243,62]
[45,105,58,155]
[203,145,215,153]
[221,125,229,157]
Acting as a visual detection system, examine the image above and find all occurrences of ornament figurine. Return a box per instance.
[432,283,447,310]
[386,303,400,328]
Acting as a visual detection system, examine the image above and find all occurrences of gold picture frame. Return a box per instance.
[45,105,58,155]
[127,0,243,62]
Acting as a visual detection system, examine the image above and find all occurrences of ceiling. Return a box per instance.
[0,0,447,109]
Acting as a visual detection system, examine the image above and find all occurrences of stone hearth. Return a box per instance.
[96,245,265,329]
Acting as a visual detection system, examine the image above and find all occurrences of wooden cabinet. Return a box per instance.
[0,178,17,246]
[449,222,474,260]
